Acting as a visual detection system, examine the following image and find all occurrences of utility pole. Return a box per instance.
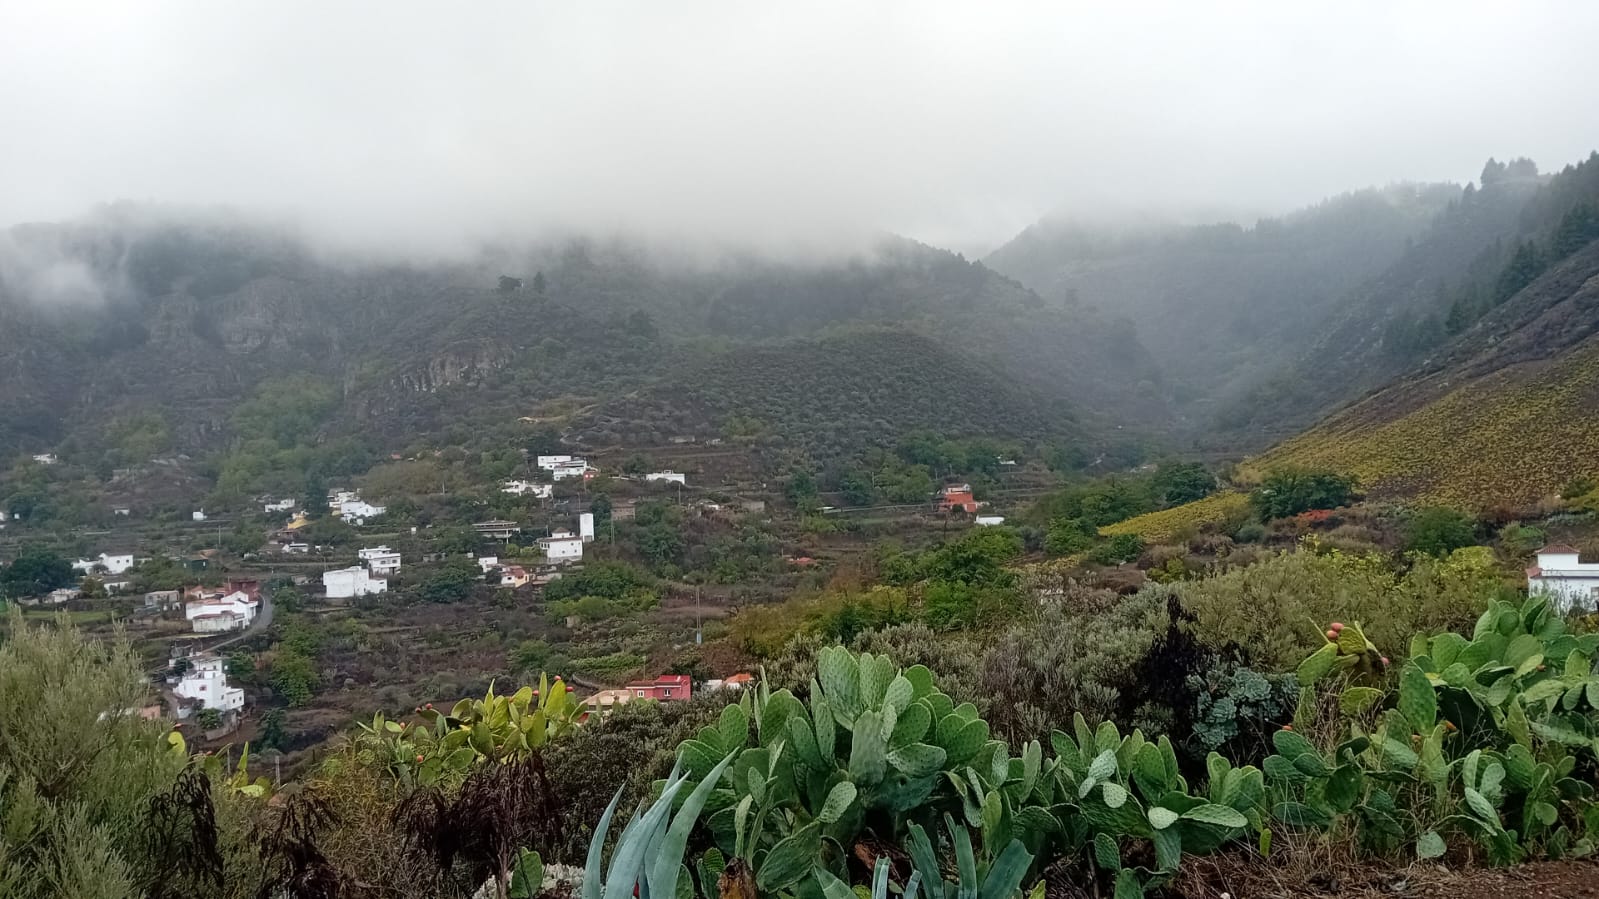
[695,584,702,646]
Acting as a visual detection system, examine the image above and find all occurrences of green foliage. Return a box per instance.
[1150,463,1217,506]
[1249,467,1358,520]
[1267,596,1599,863]
[1043,518,1095,556]
[542,561,655,604]
[0,610,185,898]
[1086,534,1143,566]
[0,546,75,598]
[1175,545,1503,670]
[1405,506,1478,557]
[270,650,320,707]
[582,752,734,899]
[420,558,480,604]
[1188,664,1298,758]
[359,674,585,787]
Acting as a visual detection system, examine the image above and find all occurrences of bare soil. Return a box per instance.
[1174,858,1599,898]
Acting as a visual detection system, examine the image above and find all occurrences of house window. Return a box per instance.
[636,690,646,697]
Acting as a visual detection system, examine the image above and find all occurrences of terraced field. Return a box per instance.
[1243,338,1599,509]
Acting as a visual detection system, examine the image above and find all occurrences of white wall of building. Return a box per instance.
[323,566,388,598]
[541,536,584,562]
[174,655,244,712]
[579,513,595,542]
[1528,548,1599,613]
[645,471,687,485]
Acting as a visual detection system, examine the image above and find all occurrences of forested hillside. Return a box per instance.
[0,210,1162,491]
[1224,154,1599,442]
[1246,237,1599,508]
[985,184,1459,415]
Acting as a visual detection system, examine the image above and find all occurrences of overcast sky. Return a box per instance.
[2,2,1597,257]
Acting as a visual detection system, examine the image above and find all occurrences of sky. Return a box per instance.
[1,1,1597,258]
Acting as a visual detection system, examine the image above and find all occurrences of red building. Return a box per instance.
[937,484,980,514]
[625,674,692,702]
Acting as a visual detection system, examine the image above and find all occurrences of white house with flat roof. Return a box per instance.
[645,470,687,485]
[173,654,244,712]
[1527,544,1599,613]
[538,529,584,563]
[73,552,136,575]
[324,566,387,599]
[358,546,402,575]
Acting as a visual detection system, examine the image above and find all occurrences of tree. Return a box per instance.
[1044,518,1096,555]
[301,470,328,519]
[497,275,523,293]
[226,650,257,682]
[196,707,223,730]
[839,469,876,506]
[1150,462,1216,506]
[622,454,650,477]
[625,309,658,340]
[531,271,547,295]
[524,425,562,457]
[784,470,818,507]
[590,493,613,524]
[1495,241,1546,303]
[420,559,479,604]
[270,651,319,706]
[1406,506,1477,557]
[258,708,288,752]
[0,546,75,598]
[1249,467,1358,520]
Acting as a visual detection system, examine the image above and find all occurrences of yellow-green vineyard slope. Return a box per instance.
[1243,334,1599,509]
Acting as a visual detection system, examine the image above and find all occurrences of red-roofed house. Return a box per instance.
[937,484,980,514]
[625,674,692,702]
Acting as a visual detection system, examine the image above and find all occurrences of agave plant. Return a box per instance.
[583,751,736,899]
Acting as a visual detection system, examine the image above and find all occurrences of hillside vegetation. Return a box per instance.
[1244,240,1599,509]
[986,184,1459,416]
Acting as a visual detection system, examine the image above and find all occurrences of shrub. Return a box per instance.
[1249,467,1358,520]
[1405,506,1478,557]
[1174,545,1503,670]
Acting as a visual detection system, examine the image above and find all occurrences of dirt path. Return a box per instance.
[1177,858,1599,898]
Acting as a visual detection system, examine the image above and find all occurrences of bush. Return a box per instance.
[1174,545,1503,669]
[1405,506,1478,556]
[1250,467,1358,520]
[1087,533,1143,566]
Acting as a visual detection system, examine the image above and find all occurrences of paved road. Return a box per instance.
[204,591,275,652]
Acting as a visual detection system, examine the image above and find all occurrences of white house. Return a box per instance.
[538,529,584,563]
[579,512,595,543]
[263,497,298,512]
[645,470,687,485]
[338,500,386,524]
[283,542,310,554]
[358,546,402,575]
[192,509,207,522]
[31,453,58,465]
[502,479,553,499]
[476,555,500,573]
[550,460,595,481]
[1527,544,1599,613]
[73,552,136,575]
[499,565,531,588]
[323,566,388,599]
[974,515,1007,527]
[113,507,131,517]
[184,592,259,634]
[173,654,244,712]
[536,455,574,470]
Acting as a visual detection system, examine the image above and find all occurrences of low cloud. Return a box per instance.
[2,2,1597,259]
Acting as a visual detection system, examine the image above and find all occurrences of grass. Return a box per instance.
[1242,340,1599,509]
[1100,492,1250,542]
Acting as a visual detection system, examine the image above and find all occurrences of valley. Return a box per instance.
[6,152,1599,899]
